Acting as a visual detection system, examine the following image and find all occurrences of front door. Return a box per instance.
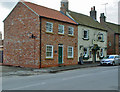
[58,45,63,64]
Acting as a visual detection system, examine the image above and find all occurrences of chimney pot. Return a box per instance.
[90,6,97,20]
[60,0,69,14]
[100,13,106,23]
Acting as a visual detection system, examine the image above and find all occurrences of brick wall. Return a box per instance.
[115,34,120,55]
[107,30,115,55]
[4,2,78,68]
[41,18,78,68]
[4,2,40,68]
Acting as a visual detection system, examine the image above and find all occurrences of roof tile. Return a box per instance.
[22,1,77,24]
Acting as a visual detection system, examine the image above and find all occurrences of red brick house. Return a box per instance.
[100,13,120,55]
[0,32,3,63]
[3,1,78,68]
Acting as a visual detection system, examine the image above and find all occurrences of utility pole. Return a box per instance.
[102,3,108,16]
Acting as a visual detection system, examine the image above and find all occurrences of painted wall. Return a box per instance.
[78,25,107,62]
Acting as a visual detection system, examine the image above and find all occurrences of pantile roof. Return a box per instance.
[22,1,77,24]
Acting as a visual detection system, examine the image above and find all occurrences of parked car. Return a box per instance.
[100,55,120,66]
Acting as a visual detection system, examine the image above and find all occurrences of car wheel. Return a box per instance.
[112,61,115,66]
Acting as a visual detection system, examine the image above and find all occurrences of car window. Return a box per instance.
[119,56,120,58]
[104,56,109,59]
[109,56,115,59]
[115,56,118,58]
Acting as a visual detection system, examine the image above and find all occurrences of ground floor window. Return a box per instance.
[68,46,74,58]
[83,48,89,59]
[46,45,53,58]
[100,48,104,58]
[83,48,89,57]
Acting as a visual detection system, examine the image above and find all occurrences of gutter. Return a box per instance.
[39,16,42,68]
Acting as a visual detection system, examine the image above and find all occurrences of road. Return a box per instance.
[2,66,119,90]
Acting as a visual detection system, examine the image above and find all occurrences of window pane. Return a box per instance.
[46,22,53,32]
[46,45,53,58]
[58,25,64,33]
[68,47,73,58]
[68,27,74,35]
[84,31,88,38]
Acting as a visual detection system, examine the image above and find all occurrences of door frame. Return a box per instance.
[58,44,63,64]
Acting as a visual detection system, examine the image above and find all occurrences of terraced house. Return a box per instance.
[0,32,3,63]
[3,0,78,68]
[60,0,107,63]
[100,13,120,55]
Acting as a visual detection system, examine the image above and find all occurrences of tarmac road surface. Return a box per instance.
[2,66,119,90]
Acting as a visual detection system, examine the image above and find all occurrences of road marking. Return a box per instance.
[9,82,46,90]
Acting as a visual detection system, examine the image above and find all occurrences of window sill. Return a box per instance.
[67,57,74,59]
[83,56,89,60]
[82,38,89,40]
[46,31,54,34]
[58,33,65,36]
[100,41,104,42]
[45,58,54,60]
[68,34,74,37]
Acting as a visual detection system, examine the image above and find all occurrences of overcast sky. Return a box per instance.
[0,0,119,39]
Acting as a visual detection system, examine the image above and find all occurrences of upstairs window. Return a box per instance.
[68,26,74,36]
[98,33,104,42]
[58,24,64,34]
[83,30,89,40]
[46,22,53,32]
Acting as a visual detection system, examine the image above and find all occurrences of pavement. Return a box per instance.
[1,62,100,76]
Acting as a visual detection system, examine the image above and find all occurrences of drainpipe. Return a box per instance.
[39,16,42,68]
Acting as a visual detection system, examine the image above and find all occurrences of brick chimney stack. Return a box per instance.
[100,13,106,23]
[60,0,69,14]
[90,6,97,20]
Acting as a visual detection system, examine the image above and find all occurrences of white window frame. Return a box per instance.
[83,48,89,57]
[46,22,53,32]
[46,45,53,58]
[83,30,89,39]
[101,34,104,42]
[68,46,74,58]
[68,26,74,36]
[58,24,64,34]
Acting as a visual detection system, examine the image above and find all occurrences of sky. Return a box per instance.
[0,0,119,39]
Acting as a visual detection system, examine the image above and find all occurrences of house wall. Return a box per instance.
[41,18,78,68]
[4,2,40,68]
[0,32,3,63]
[4,2,78,68]
[107,29,116,55]
[115,34,120,55]
[78,25,107,62]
